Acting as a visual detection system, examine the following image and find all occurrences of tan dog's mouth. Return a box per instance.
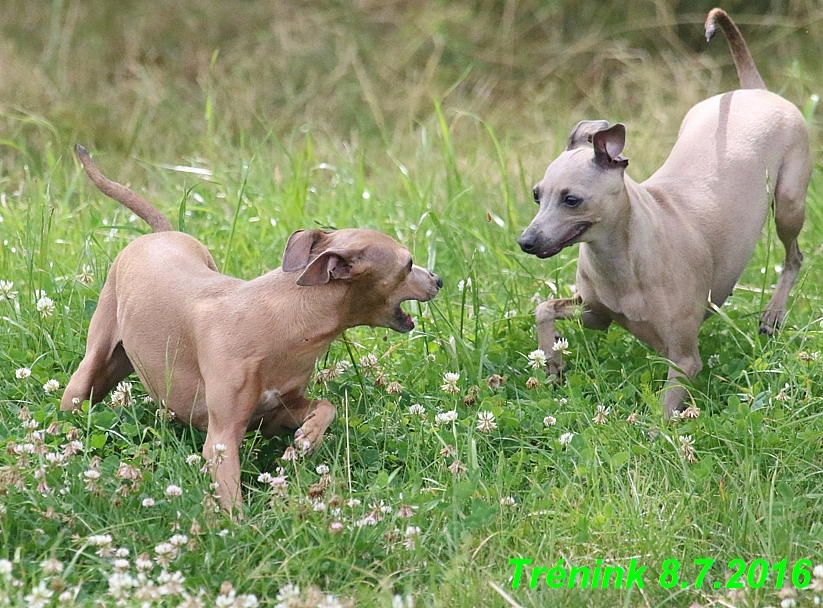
[537,222,592,258]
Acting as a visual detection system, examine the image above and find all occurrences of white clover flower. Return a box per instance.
[626,411,640,424]
[543,415,556,427]
[552,337,569,353]
[440,372,460,394]
[40,558,63,574]
[275,584,301,603]
[499,496,516,506]
[318,594,343,608]
[83,469,101,481]
[559,432,575,446]
[527,349,548,370]
[24,580,53,607]
[186,454,202,466]
[113,558,130,571]
[169,534,188,547]
[403,525,422,550]
[476,411,497,433]
[592,405,610,424]
[43,379,60,393]
[329,522,344,533]
[408,403,426,417]
[503,310,517,319]
[15,367,31,379]
[313,501,327,512]
[707,353,721,368]
[115,548,129,558]
[107,571,137,600]
[281,446,298,461]
[36,296,56,318]
[678,435,697,464]
[435,410,458,425]
[164,484,183,498]
[346,498,362,508]
[0,280,18,301]
[315,464,330,475]
[457,278,471,292]
[258,472,275,484]
[0,559,12,575]
[77,265,94,285]
[335,360,352,374]
[359,353,379,369]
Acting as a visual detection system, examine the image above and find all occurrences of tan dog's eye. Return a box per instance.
[406,259,413,272]
[533,187,541,204]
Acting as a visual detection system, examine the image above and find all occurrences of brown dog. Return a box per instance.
[62,145,442,510]
[517,9,810,416]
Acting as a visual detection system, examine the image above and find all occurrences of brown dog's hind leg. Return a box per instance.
[760,147,810,334]
[61,283,134,410]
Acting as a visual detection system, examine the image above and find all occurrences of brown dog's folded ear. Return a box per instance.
[296,250,358,286]
[567,120,611,150]
[282,230,328,272]
[592,123,629,169]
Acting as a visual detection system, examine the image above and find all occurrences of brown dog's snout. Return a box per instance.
[433,273,443,290]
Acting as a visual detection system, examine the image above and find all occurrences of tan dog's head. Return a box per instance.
[518,121,629,258]
[282,228,442,332]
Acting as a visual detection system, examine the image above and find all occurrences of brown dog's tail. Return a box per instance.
[705,8,767,90]
[75,145,174,233]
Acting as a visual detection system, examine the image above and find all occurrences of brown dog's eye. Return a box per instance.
[407,259,413,272]
[533,188,541,204]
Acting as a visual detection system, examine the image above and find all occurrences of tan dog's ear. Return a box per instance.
[296,250,359,286]
[282,230,328,272]
[592,124,629,169]
[567,120,611,150]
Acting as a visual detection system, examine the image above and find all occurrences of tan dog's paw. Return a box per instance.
[545,357,567,385]
[759,308,784,335]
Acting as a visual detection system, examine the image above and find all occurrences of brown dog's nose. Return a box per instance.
[434,274,443,289]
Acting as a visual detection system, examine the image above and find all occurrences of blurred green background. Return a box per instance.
[1,0,820,164]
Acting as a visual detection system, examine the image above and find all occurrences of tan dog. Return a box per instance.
[62,145,442,510]
[517,9,810,417]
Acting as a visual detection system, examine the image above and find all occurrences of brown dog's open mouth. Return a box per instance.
[393,303,415,332]
[538,222,592,258]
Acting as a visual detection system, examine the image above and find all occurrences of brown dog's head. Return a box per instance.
[282,228,442,332]
[518,121,629,258]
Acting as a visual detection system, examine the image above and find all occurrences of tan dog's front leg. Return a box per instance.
[661,341,703,419]
[536,295,610,381]
[260,397,337,452]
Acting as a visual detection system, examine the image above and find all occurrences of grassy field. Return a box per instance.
[1,1,823,607]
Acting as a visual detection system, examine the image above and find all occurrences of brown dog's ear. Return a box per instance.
[282,230,327,272]
[567,120,611,150]
[592,123,629,169]
[296,250,359,287]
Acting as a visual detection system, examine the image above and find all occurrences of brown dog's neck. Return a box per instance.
[245,269,353,339]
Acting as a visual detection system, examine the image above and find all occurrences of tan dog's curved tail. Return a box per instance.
[705,8,767,90]
[75,144,174,233]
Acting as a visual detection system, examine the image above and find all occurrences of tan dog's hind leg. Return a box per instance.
[61,282,134,410]
[760,149,810,334]
[260,397,337,452]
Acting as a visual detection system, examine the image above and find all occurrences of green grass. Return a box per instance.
[1,2,823,607]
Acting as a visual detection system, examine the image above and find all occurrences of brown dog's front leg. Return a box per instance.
[260,397,337,452]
